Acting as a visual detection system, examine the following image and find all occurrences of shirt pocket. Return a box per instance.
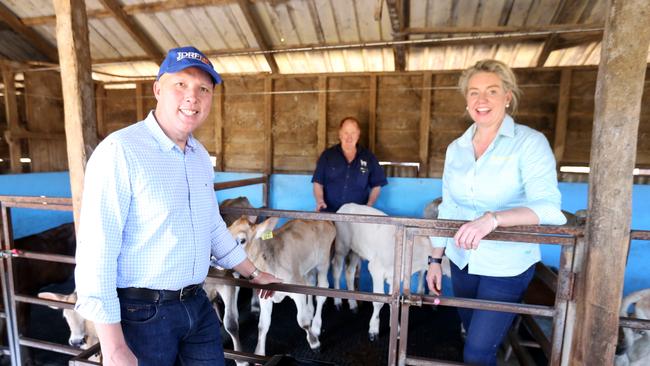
[327,164,346,182]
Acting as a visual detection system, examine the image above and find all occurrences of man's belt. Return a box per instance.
[117,283,202,302]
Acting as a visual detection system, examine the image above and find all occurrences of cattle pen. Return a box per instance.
[1,182,649,365]
[1,0,650,365]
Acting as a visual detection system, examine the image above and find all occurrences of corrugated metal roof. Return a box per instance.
[0,0,647,82]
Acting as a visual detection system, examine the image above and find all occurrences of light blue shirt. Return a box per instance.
[75,112,247,323]
[431,115,566,277]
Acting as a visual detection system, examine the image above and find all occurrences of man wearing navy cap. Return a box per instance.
[74,46,281,366]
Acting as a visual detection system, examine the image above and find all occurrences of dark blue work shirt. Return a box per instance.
[312,144,388,212]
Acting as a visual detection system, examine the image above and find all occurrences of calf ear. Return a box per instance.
[254,217,279,239]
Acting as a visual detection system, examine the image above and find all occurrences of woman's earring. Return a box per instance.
[465,106,469,111]
[506,103,510,108]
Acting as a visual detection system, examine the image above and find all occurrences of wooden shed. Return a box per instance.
[0,1,649,365]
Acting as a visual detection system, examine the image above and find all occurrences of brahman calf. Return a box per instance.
[616,288,650,366]
[333,203,447,341]
[227,217,336,356]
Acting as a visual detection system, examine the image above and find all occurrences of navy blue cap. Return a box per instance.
[157,46,222,85]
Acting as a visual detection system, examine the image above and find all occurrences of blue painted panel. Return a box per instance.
[0,172,73,239]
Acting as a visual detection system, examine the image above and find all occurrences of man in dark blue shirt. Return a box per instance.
[312,117,388,212]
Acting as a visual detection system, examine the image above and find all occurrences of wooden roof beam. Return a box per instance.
[23,0,237,26]
[385,0,407,71]
[90,30,604,66]
[236,0,278,74]
[98,0,164,62]
[0,2,58,62]
[405,23,602,35]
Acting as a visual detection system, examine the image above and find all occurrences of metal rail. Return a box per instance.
[0,191,647,365]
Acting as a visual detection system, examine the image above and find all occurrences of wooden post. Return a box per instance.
[53,0,99,230]
[317,76,327,154]
[213,83,224,171]
[419,72,432,178]
[569,0,650,364]
[553,69,572,164]
[368,75,377,152]
[263,77,273,175]
[95,83,105,138]
[2,67,22,173]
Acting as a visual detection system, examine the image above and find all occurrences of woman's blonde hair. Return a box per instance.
[458,59,521,114]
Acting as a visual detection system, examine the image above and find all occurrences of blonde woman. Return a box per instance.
[426,60,566,365]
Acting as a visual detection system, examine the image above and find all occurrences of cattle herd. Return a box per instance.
[0,197,646,365]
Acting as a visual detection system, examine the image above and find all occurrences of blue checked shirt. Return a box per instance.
[75,112,246,323]
[431,115,566,277]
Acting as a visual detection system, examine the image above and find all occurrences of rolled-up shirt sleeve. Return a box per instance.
[75,138,131,324]
[210,204,247,269]
[520,132,567,226]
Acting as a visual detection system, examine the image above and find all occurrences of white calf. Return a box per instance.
[228,217,335,356]
[203,270,244,355]
[332,203,448,341]
[37,291,100,361]
[616,288,650,366]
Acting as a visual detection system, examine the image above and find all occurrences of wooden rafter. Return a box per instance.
[0,2,58,62]
[537,1,570,69]
[98,0,164,62]
[89,29,603,66]
[385,0,407,71]
[405,23,602,35]
[537,33,559,67]
[236,0,278,73]
[24,0,237,26]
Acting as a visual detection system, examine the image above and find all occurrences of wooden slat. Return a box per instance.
[0,2,58,62]
[569,0,650,364]
[135,82,145,121]
[237,0,279,74]
[2,67,22,173]
[553,69,572,164]
[419,72,432,178]
[368,75,377,152]
[214,83,224,171]
[97,0,164,62]
[53,0,100,229]
[263,77,273,174]
[5,129,65,140]
[317,76,327,153]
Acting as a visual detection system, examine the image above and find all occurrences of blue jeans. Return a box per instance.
[451,262,535,366]
[119,288,224,366]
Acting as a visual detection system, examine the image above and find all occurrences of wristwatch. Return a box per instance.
[248,268,261,280]
[428,255,443,265]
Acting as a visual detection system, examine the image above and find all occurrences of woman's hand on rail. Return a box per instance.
[453,213,495,250]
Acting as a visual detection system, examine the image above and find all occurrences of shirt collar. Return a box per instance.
[144,111,196,152]
[458,114,515,147]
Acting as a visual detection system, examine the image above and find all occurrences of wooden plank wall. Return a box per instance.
[11,66,650,177]
[23,71,67,172]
